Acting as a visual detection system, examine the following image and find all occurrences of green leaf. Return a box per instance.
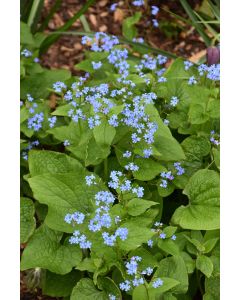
[20,69,71,99]
[212,148,220,169]
[133,158,166,181]
[127,198,159,216]
[196,255,213,278]
[97,277,122,299]
[204,275,220,300]
[70,278,107,300]
[93,120,116,147]
[180,251,195,274]
[207,98,220,119]
[21,224,82,274]
[148,277,181,298]
[20,197,36,243]
[188,103,209,124]
[154,255,188,293]
[118,219,155,252]
[21,21,34,45]
[158,239,180,256]
[122,12,142,40]
[203,238,219,253]
[76,258,96,272]
[181,135,211,161]
[28,172,105,232]
[41,270,81,297]
[132,284,148,300]
[28,150,84,177]
[171,169,220,230]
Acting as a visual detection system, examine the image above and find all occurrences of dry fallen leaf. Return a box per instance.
[99,0,108,7]
[89,14,98,27]
[189,49,206,63]
[114,8,125,22]
[99,25,108,32]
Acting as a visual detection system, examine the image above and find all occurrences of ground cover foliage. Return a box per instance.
[20,7,220,299]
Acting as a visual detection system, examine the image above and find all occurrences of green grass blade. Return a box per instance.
[27,0,44,32]
[179,0,212,46]
[39,0,96,55]
[79,15,91,32]
[38,0,62,32]
[160,6,193,25]
[194,11,219,43]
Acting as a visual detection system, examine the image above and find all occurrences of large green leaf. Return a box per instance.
[28,151,106,232]
[20,197,36,243]
[71,278,107,300]
[171,169,220,230]
[28,150,84,176]
[28,172,105,232]
[154,255,188,294]
[20,21,34,45]
[21,224,82,274]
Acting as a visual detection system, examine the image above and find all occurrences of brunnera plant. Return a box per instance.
[20,29,220,299]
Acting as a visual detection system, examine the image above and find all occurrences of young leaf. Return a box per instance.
[127,198,159,216]
[196,255,213,278]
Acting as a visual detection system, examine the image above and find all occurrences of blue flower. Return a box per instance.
[152,278,163,288]
[151,6,159,15]
[147,239,153,248]
[109,294,116,300]
[188,76,197,85]
[132,187,144,198]
[170,96,179,107]
[123,150,132,158]
[21,49,32,57]
[48,116,57,128]
[110,3,117,11]
[184,61,193,70]
[132,0,144,6]
[125,162,139,172]
[171,235,177,240]
[53,81,67,93]
[152,19,159,28]
[132,277,144,287]
[142,267,153,276]
[108,114,119,127]
[115,228,128,241]
[85,174,96,186]
[163,119,169,126]
[92,61,102,70]
[102,232,116,246]
[143,148,152,158]
[119,280,131,291]
[63,140,70,146]
[159,233,166,239]
[173,162,185,176]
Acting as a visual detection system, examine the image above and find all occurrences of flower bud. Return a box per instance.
[207,46,220,65]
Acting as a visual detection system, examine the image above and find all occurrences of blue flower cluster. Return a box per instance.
[119,256,163,292]
[159,162,185,188]
[21,49,32,57]
[21,140,39,160]
[108,171,144,198]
